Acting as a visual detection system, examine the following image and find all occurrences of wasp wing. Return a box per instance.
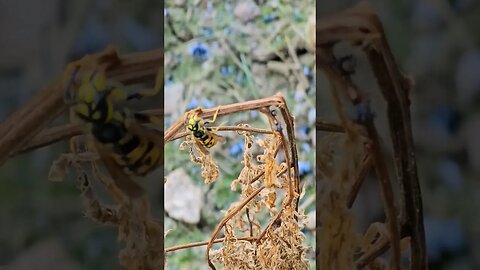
[210,131,226,144]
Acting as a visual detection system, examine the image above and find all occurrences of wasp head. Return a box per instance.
[186,114,204,132]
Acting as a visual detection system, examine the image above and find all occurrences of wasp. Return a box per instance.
[185,108,224,149]
[63,49,163,197]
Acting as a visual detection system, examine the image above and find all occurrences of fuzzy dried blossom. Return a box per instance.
[231,130,260,191]
[209,131,308,269]
[165,95,310,269]
[256,134,281,188]
[180,137,220,184]
[211,204,309,269]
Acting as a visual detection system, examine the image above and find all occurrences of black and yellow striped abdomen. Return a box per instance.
[63,58,163,197]
[90,116,161,176]
[188,117,217,149]
[71,86,161,176]
[195,130,216,148]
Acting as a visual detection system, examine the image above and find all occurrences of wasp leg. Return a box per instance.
[203,106,221,126]
[205,122,227,133]
[126,67,162,101]
[69,134,86,155]
[132,112,162,127]
[126,87,160,101]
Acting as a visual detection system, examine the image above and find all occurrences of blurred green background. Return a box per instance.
[318,0,480,269]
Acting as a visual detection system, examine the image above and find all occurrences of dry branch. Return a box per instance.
[0,48,163,165]
[317,2,426,269]
[0,47,165,270]
[164,94,307,269]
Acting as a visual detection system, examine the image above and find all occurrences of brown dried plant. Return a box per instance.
[316,2,426,270]
[164,94,311,269]
[0,48,164,270]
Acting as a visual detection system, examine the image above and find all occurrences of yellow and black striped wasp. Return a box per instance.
[185,107,225,151]
[62,48,163,197]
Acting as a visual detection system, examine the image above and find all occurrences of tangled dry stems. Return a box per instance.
[317,2,426,270]
[164,94,310,269]
[0,48,164,269]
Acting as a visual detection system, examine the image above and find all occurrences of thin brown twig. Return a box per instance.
[12,109,164,157]
[206,185,266,270]
[0,48,163,166]
[165,236,258,253]
[164,93,284,143]
[316,120,345,133]
[347,152,372,208]
[320,48,402,270]
[164,94,301,269]
[355,237,390,269]
[319,2,426,268]
[316,2,426,268]
[256,207,284,243]
[167,125,274,142]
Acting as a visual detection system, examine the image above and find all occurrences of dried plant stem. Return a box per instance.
[321,48,402,270]
[204,166,289,269]
[355,238,390,269]
[256,206,284,243]
[277,131,295,206]
[207,185,266,270]
[317,2,425,269]
[14,124,82,156]
[0,47,164,270]
[346,152,372,208]
[316,120,345,133]
[165,93,302,269]
[0,48,163,166]
[366,123,402,269]
[164,93,285,142]
[165,237,258,253]
[355,225,412,268]
[12,108,163,157]
[168,126,274,142]
[279,104,301,208]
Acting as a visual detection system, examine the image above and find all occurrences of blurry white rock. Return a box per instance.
[165,168,203,224]
[308,107,316,125]
[305,211,316,230]
[164,82,184,115]
[173,0,186,7]
[234,0,260,23]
